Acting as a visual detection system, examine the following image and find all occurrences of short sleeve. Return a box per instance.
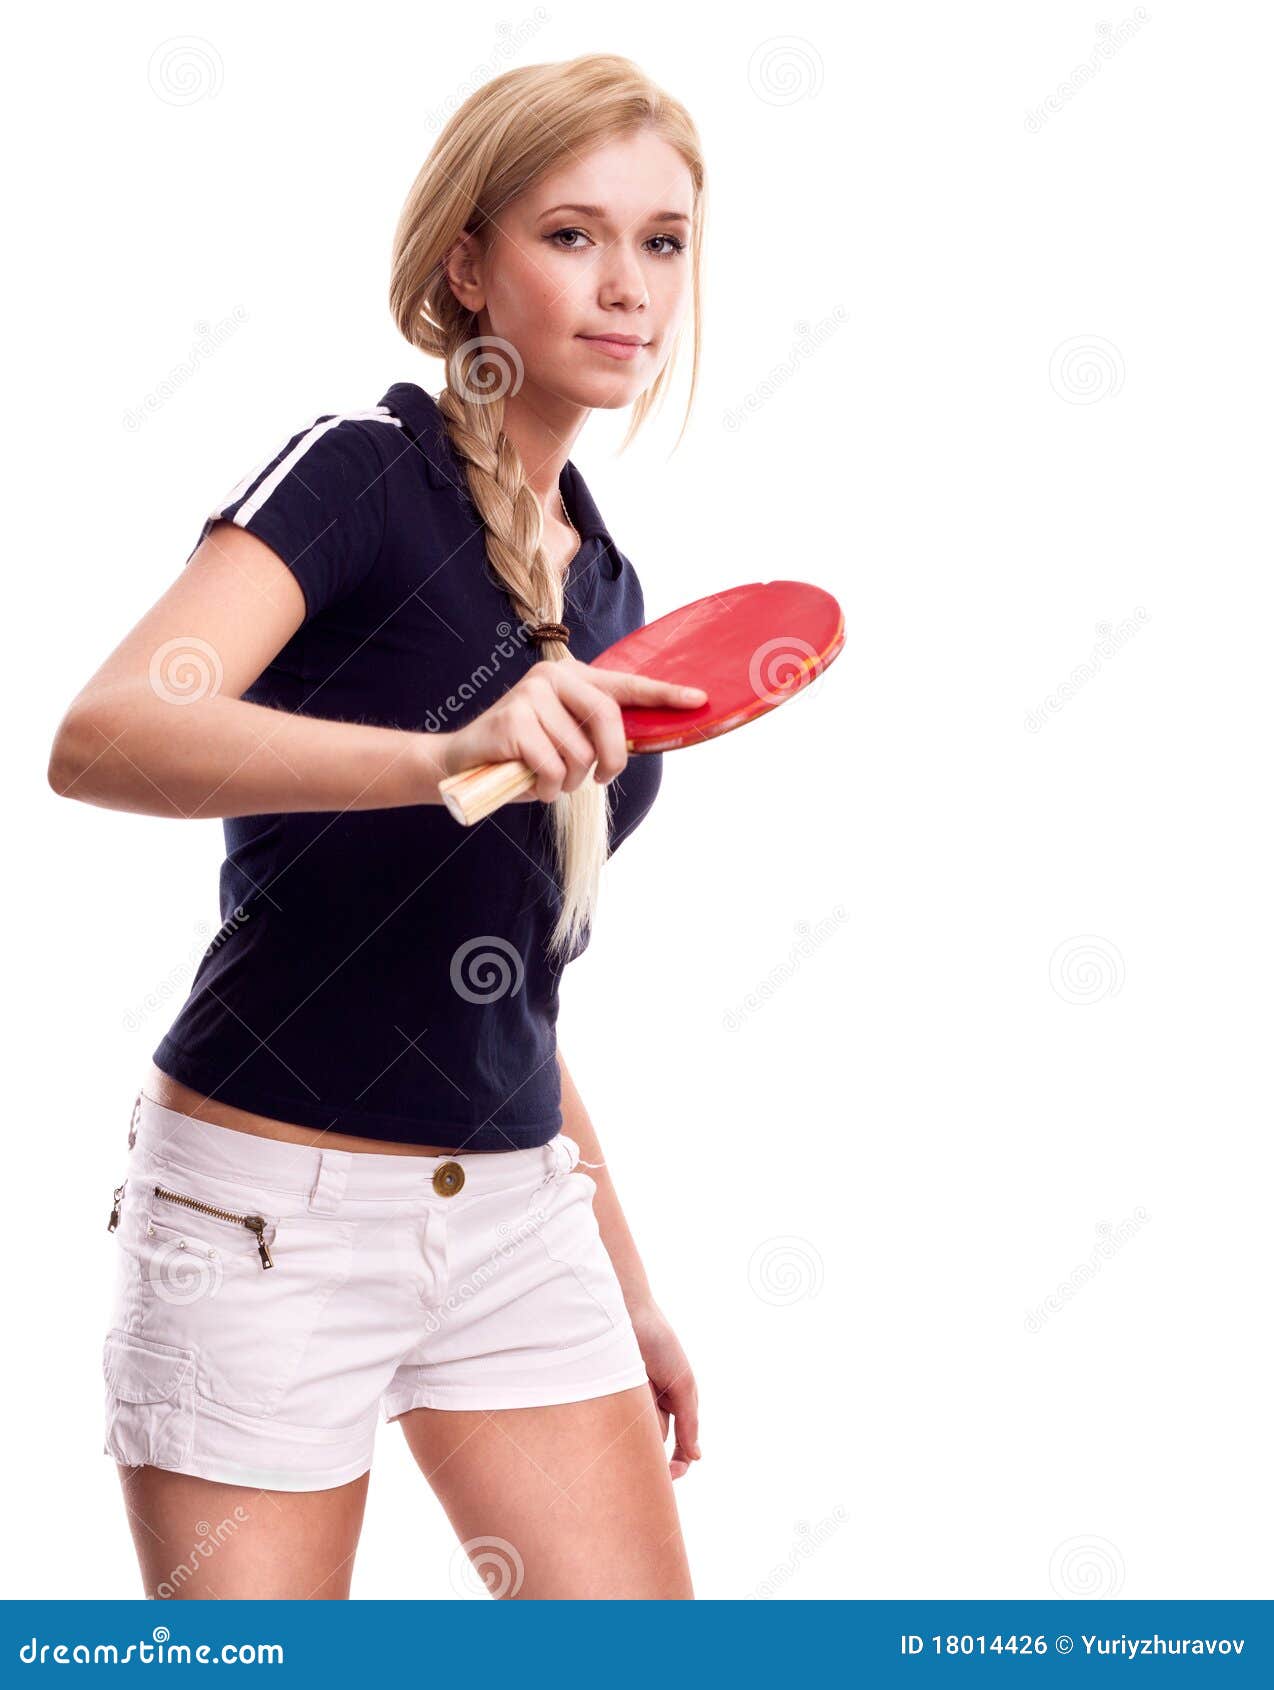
[187,411,393,620]
[615,546,643,607]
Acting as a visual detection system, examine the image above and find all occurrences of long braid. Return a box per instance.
[434,354,560,637]
[436,331,611,958]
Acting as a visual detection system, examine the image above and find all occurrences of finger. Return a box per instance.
[509,713,568,802]
[655,1372,700,1464]
[649,1380,670,1441]
[586,666,708,711]
[531,688,603,793]
[674,1407,701,1464]
[541,666,630,783]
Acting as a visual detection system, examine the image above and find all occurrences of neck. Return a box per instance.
[496,387,589,513]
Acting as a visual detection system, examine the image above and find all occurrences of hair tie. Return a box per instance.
[526,621,571,648]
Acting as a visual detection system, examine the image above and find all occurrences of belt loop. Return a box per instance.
[536,1136,570,1191]
[128,1089,142,1151]
[561,1133,604,1170]
[308,1148,352,1214]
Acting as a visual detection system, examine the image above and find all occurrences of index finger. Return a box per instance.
[586,665,707,709]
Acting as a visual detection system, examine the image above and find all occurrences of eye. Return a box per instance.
[547,227,687,258]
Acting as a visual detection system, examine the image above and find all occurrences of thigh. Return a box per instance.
[115,1463,370,1599]
[397,1383,693,1600]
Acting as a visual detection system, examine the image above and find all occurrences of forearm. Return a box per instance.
[557,1045,657,1317]
[48,687,452,818]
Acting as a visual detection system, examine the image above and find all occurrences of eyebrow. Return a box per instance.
[538,202,691,225]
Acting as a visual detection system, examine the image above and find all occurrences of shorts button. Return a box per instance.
[433,1161,465,1197]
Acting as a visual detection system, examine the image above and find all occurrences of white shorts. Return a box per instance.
[102,1092,649,1491]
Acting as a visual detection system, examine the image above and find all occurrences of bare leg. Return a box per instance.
[396,1383,693,1599]
[115,1464,371,1599]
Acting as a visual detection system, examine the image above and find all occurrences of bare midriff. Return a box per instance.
[144,1061,490,1156]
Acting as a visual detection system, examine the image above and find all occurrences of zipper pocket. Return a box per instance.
[108,1181,126,1233]
[151,1182,275,1269]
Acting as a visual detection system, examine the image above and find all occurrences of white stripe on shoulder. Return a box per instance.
[211,406,402,523]
[211,410,327,518]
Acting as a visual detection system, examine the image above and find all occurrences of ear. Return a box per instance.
[444,229,486,314]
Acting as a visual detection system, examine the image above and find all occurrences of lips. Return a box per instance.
[577,333,649,361]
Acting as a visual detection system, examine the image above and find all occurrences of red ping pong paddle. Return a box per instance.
[437,579,845,826]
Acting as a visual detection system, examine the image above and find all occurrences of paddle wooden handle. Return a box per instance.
[438,760,538,826]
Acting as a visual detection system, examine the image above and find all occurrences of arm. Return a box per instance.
[46,520,450,816]
[556,1043,656,1318]
[46,520,704,820]
[557,1045,702,1479]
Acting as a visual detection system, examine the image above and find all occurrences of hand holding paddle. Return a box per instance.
[437,580,844,826]
[436,664,707,820]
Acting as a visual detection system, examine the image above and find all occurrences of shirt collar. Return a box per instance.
[380,381,621,580]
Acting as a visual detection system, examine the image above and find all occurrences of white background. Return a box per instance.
[7,1,1271,1600]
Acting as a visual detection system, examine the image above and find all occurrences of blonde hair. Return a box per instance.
[388,53,706,958]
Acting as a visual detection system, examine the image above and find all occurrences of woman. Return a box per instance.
[50,53,708,1600]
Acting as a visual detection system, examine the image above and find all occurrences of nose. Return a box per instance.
[599,242,648,314]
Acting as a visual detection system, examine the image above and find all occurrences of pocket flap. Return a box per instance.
[103,1328,194,1404]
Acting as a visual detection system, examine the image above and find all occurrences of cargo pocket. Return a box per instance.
[102,1327,196,1471]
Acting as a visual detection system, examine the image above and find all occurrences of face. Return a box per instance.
[446,128,695,416]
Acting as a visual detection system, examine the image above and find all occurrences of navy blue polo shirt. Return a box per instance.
[152,382,662,1150]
